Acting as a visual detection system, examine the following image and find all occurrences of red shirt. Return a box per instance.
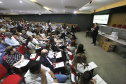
[0,34,6,40]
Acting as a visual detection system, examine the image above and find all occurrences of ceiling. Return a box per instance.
[79,0,123,13]
[0,0,124,15]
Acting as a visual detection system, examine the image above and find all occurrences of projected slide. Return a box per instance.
[93,15,109,24]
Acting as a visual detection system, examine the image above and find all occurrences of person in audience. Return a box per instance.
[91,23,99,46]
[15,32,26,44]
[22,30,29,39]
[0,37,8,53]
[6,28,11,32]
[0,25,6,32]
[76,44,85,54]
[49,36,63,52]
[67,40,76,55]
[5,32,20,47]
[25,61,68,83]
[78,71,96,84]
[26,36,43,53]
[0,30,6,39]
[40,49,66,74]
[5,46,24,67]
[26,28,33,36]
[72,53,88,73]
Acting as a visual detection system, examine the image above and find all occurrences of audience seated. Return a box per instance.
[40,49,66,74]
[5,46,24,67]
[0,30,6,40]
[72,53,88,74]
[5,32,20,47]
[67,40,76,55]
[78,71,96,84]
[25,61,68,83]
[76,44,85,54]
[26,28,33,36]
[22,30,29,39]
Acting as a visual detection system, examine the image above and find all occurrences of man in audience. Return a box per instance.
[22,30,29,39]
[40,49,66,74]
[27,28,33,36]
[5,32,20,47]
[0,30,6,40]
[0,37,8,64]
[25,61,68,83]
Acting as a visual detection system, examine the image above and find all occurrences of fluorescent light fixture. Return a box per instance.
[0,1,2,3]
[30,0,37,2]
[74,11,77,14]
[20,0,22,3]
[43,6,50,10]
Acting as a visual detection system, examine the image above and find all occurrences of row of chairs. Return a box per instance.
[112,24,126,29]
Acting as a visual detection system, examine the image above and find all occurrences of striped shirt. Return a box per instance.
[6,51,22,66]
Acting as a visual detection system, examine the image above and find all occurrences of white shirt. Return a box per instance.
[77,63,89,73]
[27,42,36,49]
[0,28,6,32]
[32,38,39,45]
[5,37,19,46]
[26,31,33,36]
[25,65,54,84]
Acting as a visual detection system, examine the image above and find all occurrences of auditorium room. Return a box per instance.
[0,0,126,84]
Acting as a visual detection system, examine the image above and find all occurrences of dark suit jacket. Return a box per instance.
[93,26,99,35]
[40,56,54,70]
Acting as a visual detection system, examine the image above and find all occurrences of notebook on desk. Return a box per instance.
[56,52,62,58]
[55,62,64,68]
[93,74,107,84]
[87,61,98,70]
[15,59,30,68]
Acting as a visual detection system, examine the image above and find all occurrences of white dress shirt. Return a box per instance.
[5,37,19,46]
[25,64,54,84]
[32,38,39,45]
[26,31,33,36]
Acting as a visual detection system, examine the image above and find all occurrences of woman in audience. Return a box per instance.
[5,46,24,67]
[67,40,76,55]
[78,71,96,84]
[72,53,88,73]
[15,32,26,44]
[26,36,42,53]
[76,44,85,54]
[22,30,28,39]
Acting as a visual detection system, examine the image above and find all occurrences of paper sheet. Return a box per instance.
[15,59,30,68]
[30,54,36,59]
[87,61,98,70]
[55,62,64,68]
[68,51,72,55]
[56,52,62,58]
[93,74,107,84]
[69,60,72,65]
[36,56,41,61]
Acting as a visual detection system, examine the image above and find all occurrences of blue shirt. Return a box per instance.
[0,43,8,53]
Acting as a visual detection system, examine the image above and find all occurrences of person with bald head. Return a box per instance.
[40,49,56,71]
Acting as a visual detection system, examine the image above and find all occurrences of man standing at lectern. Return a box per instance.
[92,23,99,46]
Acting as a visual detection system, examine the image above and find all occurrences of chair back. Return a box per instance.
[0,64,7,80]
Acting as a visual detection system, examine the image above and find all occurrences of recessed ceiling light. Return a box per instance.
[0,1,2,3]
[20,11,21,12]
[20,0,22,3]
[30,0,37,2]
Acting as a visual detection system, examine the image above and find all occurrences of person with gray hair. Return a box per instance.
[5,32,20,46]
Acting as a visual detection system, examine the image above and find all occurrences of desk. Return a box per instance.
[85,31,92,38]
[97,33,126,58]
